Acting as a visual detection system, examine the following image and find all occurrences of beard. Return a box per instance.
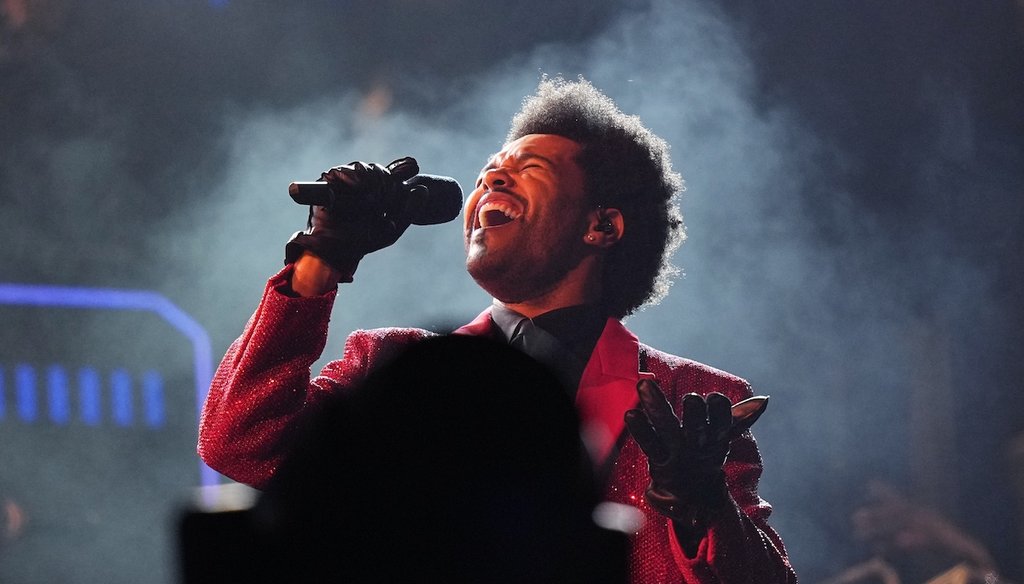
[466,224,588,304]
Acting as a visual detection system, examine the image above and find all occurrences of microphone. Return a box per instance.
[288,174,464,226]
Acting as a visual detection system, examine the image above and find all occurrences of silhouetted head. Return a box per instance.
[257,335,627,582]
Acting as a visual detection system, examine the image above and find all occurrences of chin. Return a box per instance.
[468,244,586,305]
[467,264,522,304]
[469,268,558,306]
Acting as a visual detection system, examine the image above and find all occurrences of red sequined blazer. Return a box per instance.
[199,268,797,583]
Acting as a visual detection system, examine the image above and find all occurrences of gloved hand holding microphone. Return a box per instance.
[284,157,462,293]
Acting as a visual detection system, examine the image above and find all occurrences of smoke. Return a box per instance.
[2,0,1021,581]
[149,5,849,576]
[147,0,1024,578]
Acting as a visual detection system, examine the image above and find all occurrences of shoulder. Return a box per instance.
[348,326,438,344]
[337,327,439,375]
[343,327,438,362]
[315,327,438,390]
[640,343,753,402]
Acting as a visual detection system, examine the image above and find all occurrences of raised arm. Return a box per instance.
[198,157,429,487]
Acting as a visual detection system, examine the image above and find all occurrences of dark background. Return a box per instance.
[2,0,1022,582]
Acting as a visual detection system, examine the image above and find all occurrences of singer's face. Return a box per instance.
[464,134,590,303]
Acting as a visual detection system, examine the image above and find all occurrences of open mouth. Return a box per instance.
[475,199,522,229]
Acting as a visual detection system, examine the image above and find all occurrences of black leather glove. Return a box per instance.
[624,380,767,547]
[284,157,424,281]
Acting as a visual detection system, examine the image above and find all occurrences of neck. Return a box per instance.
[495,256,602,319]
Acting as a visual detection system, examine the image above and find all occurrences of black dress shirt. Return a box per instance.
[489,304,607,396]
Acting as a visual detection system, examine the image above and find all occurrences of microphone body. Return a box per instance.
[288,174,463,226]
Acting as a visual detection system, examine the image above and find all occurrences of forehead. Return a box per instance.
[484,134,582,168]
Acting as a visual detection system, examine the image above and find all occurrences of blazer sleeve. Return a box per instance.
[195,264,438,488]
[197,266,342,487]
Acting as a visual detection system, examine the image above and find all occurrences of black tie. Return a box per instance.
[508,317,578,396]
[509,317,532,350]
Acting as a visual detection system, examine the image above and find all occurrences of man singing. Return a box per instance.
[199,77,797,583]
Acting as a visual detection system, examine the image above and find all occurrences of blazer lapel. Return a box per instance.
[453,309,494,337]
[575,318,655,467]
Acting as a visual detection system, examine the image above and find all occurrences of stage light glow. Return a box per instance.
[79,367,102,426]
[15,364,36,422]
[47,365,70,425]
[111,368,132,427]
[143,370,165,428]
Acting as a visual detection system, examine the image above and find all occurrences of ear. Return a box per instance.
[584,207,624,249]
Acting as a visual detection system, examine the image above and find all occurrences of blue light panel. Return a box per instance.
[2,363,167,428]
[0,283,216,485]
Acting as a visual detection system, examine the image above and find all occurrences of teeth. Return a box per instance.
[477,201,521,228]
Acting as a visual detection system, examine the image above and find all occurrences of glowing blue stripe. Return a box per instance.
[47,365,71,425]
[16,364,37,422]
[79,367,102,426]
[111,369,133,427]
[0,283,217,485]
[142,370,165,428]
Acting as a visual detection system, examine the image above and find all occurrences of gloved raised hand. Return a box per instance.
[285,157,426,281]
[624,380,767,534]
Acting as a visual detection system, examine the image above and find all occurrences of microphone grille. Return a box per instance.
[405,174,464,226]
